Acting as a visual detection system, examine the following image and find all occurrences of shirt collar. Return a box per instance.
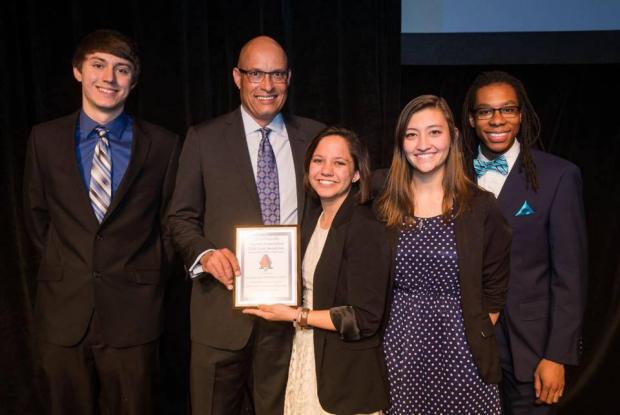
[477,139,521,168]
[239,105,285,137]
[79,110,130,141]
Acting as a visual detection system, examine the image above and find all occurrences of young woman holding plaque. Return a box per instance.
[243,127,391,415]
[376,95,512,414]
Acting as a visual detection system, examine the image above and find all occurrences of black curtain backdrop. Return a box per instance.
[1,1,619,414]
[1,1,401,414]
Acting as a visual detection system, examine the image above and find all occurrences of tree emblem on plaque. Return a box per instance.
[259,254,272,270]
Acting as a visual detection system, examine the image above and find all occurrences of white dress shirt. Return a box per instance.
[190,106,298,277]
[476,139,521,198]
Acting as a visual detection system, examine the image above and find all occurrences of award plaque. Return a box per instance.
[234,225,301,307]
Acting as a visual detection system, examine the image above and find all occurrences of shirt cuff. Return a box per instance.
[189,249,215,278]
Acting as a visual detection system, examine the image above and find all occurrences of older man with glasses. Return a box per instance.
[168,36,324,414]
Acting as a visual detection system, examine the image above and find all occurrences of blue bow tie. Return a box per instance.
[474,155,509,178]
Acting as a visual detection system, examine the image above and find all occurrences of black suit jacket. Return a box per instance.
[494,149,587,382]
[23,112,180,347]
[168,108,324,349]
[302,194,391,414]
[453,188,512,384]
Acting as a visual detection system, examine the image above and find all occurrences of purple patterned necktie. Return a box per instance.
[256,127,280,224]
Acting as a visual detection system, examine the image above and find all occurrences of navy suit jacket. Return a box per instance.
[494,149,587,382]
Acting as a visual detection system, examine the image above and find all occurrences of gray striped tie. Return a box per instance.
[90,126,112,223]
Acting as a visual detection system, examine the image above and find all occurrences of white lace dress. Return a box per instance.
[283,218,382,415]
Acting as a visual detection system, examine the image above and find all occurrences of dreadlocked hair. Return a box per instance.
[461,71,542,191]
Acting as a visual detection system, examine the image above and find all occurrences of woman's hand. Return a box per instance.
[242,304,299,322]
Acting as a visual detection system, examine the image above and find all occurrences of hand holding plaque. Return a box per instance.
[234,225,301,307]
[200,248,240,290]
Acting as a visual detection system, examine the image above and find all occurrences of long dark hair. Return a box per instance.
[461,70,542,190]
[376,95,474,227]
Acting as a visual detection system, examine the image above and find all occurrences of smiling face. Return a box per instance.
[73,52,134,123]
[403,107,452,179]
[233,37,290,127]
[469,82,522,158]
[308,135,360,207]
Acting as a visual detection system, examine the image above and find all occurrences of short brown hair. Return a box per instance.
[303,127,371,204]
[72,29,140,84]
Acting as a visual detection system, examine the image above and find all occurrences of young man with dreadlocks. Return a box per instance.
[461,71,587,414]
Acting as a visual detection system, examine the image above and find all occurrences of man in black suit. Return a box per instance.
[462,71,588,414]
[23,30,180,414]
[168,36,324,414]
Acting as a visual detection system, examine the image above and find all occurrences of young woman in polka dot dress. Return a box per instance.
[376,95,512,414]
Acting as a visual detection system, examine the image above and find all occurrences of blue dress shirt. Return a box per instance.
[75,110,133,195]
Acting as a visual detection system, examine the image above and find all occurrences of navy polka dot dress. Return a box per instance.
[383,216,501,414]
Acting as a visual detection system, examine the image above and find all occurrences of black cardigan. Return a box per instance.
[301,193,391,414]
[386,186,512,384]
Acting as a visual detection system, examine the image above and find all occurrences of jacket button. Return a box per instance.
[93,272,102,279]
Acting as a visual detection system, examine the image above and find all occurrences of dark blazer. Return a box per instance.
[375,170,512,384]
[453,187,512,384]
[167,108,324,349]
[302,193,391,414]
[23,112,180,348]
[495,149,587,382]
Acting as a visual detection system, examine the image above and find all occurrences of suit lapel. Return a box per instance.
[497,155,526,219]
[311,194,355,309]
[301,200,322,257]
[57,113,101,229]
[454,206,479,289]
[225,109,261,212]
[285,116,310,224]
[103,119,151,224]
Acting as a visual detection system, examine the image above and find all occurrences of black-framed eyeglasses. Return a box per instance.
[237,68,289,83]
[472,105,521,120]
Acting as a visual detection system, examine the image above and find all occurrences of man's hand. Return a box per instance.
[200,248,240,290]
[242,304,299,322]
[534,358,565,404]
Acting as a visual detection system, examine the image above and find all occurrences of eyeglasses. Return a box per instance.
[472,105,520,120]
[237,68,289,83]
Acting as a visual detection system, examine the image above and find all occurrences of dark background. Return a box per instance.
[1,1,619,414]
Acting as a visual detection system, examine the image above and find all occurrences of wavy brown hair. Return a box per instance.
[461,71,542,190]
[377,95,474,227]
[304,127,371,204]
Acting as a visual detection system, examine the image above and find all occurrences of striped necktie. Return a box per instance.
[256,127,280,225]
[90,126,112,223]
